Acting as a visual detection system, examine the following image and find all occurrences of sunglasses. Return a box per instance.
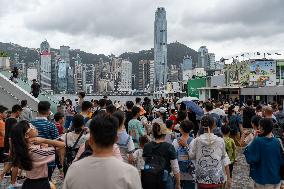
[25,124,36,135]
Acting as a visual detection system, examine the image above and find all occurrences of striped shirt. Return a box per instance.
[30,117,59,168]
[27,145,56,179]
[31,117,59,140]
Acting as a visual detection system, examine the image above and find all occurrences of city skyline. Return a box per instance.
[1,0,284,59]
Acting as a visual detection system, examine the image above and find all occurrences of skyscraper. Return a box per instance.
[57,59,67,92]
[154,7,167,90]
[60,46,70,66]
[208,53,216,70]
[197,46,208,69]
[119,60,132,91]
[138,60,154,91]
[40,40,52,90]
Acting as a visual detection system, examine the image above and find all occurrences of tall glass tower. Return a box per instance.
[154,7,167,90]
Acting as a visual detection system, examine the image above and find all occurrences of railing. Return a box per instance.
[0,70,57,113]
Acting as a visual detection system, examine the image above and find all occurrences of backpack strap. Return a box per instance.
[71,131,84,150]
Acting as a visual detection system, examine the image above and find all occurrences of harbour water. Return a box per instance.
[53,94,153,104]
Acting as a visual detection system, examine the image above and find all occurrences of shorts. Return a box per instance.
[22,178,50,189]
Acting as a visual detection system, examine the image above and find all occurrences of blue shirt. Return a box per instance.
[244,137,284,185]
[31,117,59,140]
[31,117,59,168]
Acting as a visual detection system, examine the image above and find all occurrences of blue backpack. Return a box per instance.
[177,137,195,174]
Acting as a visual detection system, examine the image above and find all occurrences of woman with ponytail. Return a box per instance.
[11,120,65,189]
[188,115,231,189]
[142,122,181,189]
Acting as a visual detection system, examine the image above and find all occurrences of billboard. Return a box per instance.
[226,61,249,86]
[249,60,276,87]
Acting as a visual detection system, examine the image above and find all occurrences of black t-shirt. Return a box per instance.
[31,83,40,94]
[4,117,17,152]
[242,106,256,128]
[143,141,176,172]
[124,111,133,133]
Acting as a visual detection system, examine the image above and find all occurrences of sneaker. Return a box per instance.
[4,171,11,178]
[8,182,22,188]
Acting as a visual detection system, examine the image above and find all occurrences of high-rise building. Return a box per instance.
[67,67,75,94]
[197,46,208,69]
[154,7,167,90]
[40,40,52,90]
[119,60,132,91]
[60,46,70,66]
[40,40,50,53]
[138,60,155,91]
[74,54,85,92]
[60,46,74,92]
[168,65,179,82]
[208,53,216,70]
[57,59,67,92]
[84,64,95,93]
[181,56,193,81]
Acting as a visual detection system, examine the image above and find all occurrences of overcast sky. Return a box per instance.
[1,0,284,59]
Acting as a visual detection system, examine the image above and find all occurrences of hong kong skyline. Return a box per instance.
[1,0,284,59]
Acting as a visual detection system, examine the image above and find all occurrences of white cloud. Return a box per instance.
[0,0,284,58]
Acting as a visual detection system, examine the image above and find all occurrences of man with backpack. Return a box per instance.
[63,114,141,189]
[172,120,195,189]
[142,122,181,189]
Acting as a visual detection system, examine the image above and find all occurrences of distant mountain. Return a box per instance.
[0,41,198,82]
[120,42,198,85]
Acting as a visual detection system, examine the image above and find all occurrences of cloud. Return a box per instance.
[1,0,284,57]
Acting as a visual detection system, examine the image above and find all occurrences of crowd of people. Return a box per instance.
[0,92,284,189]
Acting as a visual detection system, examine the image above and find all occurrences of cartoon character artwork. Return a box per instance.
[196,146,225,184]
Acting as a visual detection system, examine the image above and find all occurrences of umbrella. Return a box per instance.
[183,101,204,117]
[176,96,199,104]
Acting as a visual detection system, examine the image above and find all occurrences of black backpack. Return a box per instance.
[63,131,84,176]
[228,115,239,136]
[141,142,167,189]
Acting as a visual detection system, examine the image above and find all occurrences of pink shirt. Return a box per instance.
[26,145,55,179]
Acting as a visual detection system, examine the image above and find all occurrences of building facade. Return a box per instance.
[57,59,67,92]
[154,7,167,90]
[40,40,52,90]
[182,56,193,81]
[197,46,208,69]
[119,60,132,91]
[138,60,155,91]
[208,53,216,70]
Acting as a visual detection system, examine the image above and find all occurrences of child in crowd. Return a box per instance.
[113,111,135,163]
[133,136,149,172]
[221,125,237,178]
[54,112,64,135]
[128,106,145,149]
[165,119,175,144]
[169,109,177,126]
[172,120,195,189]
[240,115,262,146]
[11,120,65,189]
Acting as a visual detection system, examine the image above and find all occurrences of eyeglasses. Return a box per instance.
[25,124,36,135]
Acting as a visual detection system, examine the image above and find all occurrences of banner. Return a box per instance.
[249,60,276,87]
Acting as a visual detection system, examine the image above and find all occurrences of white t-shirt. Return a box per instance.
[63,156,142,189]
[60,132,88,149]
[133,148,144,171]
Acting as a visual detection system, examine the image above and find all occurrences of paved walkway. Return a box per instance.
[0,149,253,189]
[231,148,254,189]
